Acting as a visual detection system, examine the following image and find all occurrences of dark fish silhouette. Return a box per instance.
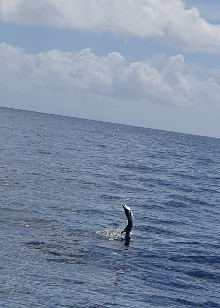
[121,204,134,236]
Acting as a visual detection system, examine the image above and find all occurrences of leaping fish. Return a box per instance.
[121,204,134,236]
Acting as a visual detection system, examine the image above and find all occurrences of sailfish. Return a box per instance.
[121,204,134,236]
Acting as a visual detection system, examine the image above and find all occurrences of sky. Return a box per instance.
[1,0,220,137]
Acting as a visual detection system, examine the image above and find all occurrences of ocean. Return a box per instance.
[0,106,220,307]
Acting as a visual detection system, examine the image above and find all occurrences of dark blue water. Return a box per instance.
[0,107,220,308]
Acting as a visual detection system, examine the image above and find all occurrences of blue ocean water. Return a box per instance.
[0,106,220,308]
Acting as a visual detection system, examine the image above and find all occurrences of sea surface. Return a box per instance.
[0,107,220,308]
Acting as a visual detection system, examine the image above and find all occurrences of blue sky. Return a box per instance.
[1,0,220,137]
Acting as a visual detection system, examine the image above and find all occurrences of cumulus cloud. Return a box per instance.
[1,42,220,136]
[1,0,220,53]
[0,42,219,109]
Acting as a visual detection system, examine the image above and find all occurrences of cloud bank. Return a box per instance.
[1,0,220,53]
[0,42,219,108]
[1,42,220,136]
[0,44,197,105]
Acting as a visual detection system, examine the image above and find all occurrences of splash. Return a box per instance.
[96,229,123,241]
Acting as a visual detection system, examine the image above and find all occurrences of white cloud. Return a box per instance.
[1,0,220,53]
[1,42,220,136]
[0,42,219,107]
[0,43,194,106]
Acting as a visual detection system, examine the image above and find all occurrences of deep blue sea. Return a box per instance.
[0,107,220,308]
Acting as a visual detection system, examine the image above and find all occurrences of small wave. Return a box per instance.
[185,270,220,283]
[101,194,121,200]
